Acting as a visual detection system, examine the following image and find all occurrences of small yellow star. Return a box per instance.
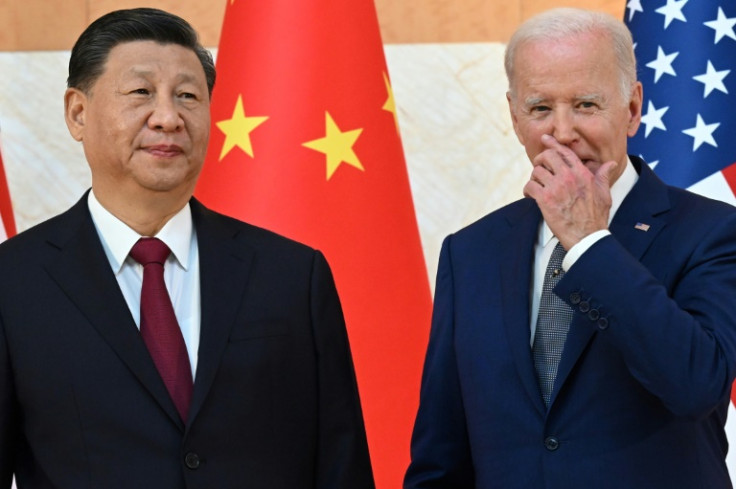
[382,72,399,133]
[303,112,364,180]
[215,95,268,160]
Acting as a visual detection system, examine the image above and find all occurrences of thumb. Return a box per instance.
[595,160,618,188]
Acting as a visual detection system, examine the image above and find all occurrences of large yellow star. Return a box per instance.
[215,95,268,160]
[303,112,364,180]
[382,72,399,133]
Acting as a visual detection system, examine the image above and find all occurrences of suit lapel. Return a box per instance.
[499,200,547,414]
[608,159,670,260]
[550,158,671,406]
[43,195,185,429]
[186,200,255,426]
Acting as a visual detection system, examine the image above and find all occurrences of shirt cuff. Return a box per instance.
[562,230,611,271]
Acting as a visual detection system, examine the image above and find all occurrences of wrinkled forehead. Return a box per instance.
[509,33,618,94]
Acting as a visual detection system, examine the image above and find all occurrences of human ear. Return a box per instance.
[64,88,87,142]
[626,82,643,137]
[507,91,525,145]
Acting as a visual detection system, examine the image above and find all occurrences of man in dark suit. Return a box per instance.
[405,7,736,489]
[0,8,374,489]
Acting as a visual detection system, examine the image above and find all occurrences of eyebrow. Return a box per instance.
[576,93,604,103]
[523,96,546,107]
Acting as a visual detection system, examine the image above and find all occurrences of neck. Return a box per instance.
[92,186,191,236]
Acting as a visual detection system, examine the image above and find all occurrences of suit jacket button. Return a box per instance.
[569,292,582,305]
[544,436,560,451]
[597,317,609,330]
[588,308,600,321]
[185,452,201,469]
[579,301,590,313]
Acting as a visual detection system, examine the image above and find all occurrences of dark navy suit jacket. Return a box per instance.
[406,157,736,488]
[0,194,374,489]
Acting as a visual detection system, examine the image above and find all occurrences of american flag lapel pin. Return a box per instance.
[634,222,650,232]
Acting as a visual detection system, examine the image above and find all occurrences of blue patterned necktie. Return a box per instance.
[532,242,573,406]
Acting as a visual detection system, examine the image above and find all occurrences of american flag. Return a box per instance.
[625,0,736,200]
[624,0,736,476]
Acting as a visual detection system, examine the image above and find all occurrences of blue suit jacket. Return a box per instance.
[0,194,374,489]
[406,157,736,489]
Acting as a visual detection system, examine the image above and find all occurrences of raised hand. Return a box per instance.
[523,134,616,250]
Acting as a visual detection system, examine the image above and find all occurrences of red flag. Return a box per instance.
[195,1,433,487]
[0,128,16,240]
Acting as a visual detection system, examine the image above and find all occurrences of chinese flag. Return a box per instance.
[0,129,16,240]
[194,1,433,487]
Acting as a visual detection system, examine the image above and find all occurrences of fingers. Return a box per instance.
[528,136,578,192]
[538,134,584,171]
[524,134,613,247]
[526,134,616,199]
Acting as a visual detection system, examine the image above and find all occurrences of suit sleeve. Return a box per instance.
[0,313,17,488]
[309,250,375,489]
[404,236,475,489]
[556,211,736,417]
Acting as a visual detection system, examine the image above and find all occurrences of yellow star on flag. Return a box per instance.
[216,94,268,160]
[382,72,400,133]
[303,112,364,180]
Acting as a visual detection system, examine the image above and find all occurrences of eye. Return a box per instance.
[529,105,551,115]
[131,88,150,95]
[179,92,197,100]
[578,101,598,110]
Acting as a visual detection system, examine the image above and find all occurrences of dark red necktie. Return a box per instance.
[129,237,193,421]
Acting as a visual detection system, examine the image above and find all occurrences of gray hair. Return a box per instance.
[504,8,637,101]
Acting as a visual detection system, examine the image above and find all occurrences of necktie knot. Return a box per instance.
[130,237,171,267]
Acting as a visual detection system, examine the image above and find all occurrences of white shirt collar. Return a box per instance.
[87,189,194,274]
[541,156,639,247]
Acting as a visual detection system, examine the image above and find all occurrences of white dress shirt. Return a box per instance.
[529,158,638,344]
[87,190,201,377]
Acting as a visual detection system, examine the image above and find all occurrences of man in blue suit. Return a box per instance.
[0,8,374,489]
[405,8,736,489]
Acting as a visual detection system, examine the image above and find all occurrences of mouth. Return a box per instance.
[143,144,184,157]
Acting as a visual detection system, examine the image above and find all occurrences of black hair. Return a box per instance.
[67,7,216,96]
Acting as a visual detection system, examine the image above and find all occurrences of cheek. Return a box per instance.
[96,115,142,150]
[185,113,210,141]
[525,145,544,164]
[194,124,210,144]
[517,124,545,156]
[517,118,547,139]
[581,121,621,153]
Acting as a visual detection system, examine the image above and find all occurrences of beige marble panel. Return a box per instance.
[386,43,528,283]
[0,51,90,228]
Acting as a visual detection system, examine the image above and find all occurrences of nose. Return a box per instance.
[148,96,183,132]
[550,108,578,146]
